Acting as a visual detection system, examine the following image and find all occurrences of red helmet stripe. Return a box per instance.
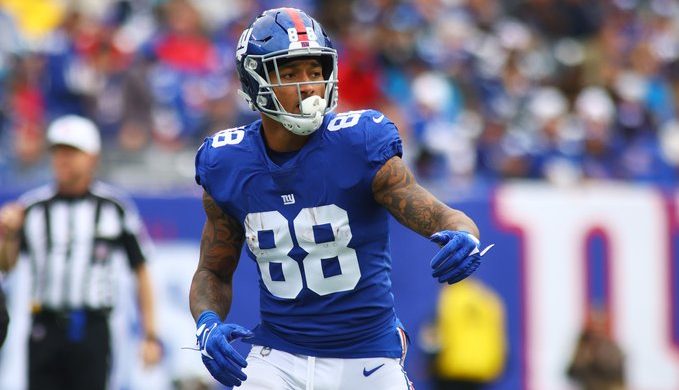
[284,8,309,42]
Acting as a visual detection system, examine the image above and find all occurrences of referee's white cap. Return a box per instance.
[46,115,101,155]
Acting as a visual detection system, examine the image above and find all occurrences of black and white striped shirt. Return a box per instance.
[18,182,149,311]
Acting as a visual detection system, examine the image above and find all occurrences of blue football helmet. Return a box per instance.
[236,8,338,135]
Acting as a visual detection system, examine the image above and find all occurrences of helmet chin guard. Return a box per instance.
[266,95,327,135]
[235,8,338,136]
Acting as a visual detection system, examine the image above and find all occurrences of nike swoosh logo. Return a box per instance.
[372,114,385,123]
[470,243,495,257]
[363,363,385,377]
[480,243,495,256]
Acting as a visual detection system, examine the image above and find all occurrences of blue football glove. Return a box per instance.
[196,311,253,387]
[429,231,493,284]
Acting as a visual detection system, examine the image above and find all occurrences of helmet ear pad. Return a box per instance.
[236,57,267,110]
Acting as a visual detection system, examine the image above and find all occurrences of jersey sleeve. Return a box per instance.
[364,110,403,175]
[122,231,146,269]
[194,138,213,193]
[193,133,244,219]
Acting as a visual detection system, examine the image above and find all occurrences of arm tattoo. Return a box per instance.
[372,157,479,238]
[189,192,244,320]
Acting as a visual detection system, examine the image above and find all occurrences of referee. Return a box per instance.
[0,115,162,390]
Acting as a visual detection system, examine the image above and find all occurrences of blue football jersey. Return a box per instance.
[195,109,406,358]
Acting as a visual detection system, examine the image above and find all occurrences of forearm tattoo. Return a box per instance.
[372,157,478,238]
[189,192,244,319]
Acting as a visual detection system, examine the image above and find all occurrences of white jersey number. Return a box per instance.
[327,110,366,131]
[212,127,245,147]
[244,205,360,298]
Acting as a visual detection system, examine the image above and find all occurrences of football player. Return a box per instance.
[191,7,490,389]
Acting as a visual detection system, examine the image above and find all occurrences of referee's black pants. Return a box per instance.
[29,310,111,390]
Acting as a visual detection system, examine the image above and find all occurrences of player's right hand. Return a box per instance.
[196,311,253,387]
[0,203,25,237]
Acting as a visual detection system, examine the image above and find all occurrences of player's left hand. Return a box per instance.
[429,231,493,284]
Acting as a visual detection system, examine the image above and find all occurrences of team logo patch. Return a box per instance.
[281,194,295,205]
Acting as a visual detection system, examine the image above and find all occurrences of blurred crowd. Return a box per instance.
[1,0,678,195]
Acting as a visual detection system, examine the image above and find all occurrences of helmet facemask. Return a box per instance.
[240,48,338,135]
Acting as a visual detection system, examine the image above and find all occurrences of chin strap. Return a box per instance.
[277,112,324,135]
[240,86,328,136]
[265,96,328,136]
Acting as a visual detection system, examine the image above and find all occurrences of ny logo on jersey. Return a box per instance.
[281,194,296,205]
